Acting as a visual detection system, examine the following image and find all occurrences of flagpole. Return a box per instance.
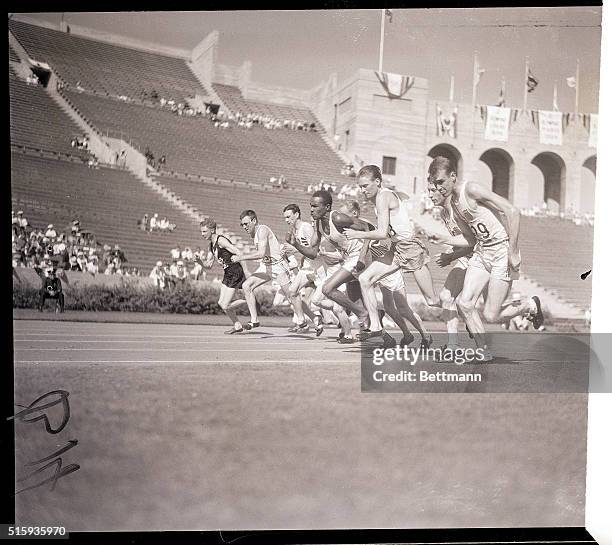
[523,56,529,111]
[378,9,385,73]
[553,81,558,111]
[472,52,478,106]
[575,59,580,113]
[449,74,455,102]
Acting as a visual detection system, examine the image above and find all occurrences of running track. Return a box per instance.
[13,319,588,531]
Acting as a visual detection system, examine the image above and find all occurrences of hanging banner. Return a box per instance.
[538,110,563,146]
[374,71,415,99]
[484,106,510,142]
[436,105,458,138]
[588,114,598,148]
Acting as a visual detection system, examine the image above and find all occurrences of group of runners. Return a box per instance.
[198,156,544,361]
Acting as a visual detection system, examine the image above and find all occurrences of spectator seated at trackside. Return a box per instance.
[37,266,64,313]
[158,216,170,231]
[138,213,149,232]
[149,261,167,289]
[150,213,160,232]
[171,260,189,287]
[170,246,181,261]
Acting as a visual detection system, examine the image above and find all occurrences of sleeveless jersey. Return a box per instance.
[254,224,283,265]
[378,188,417,242]
[318,210,362,258]
[210,235,235,268]
[295,220,315,269]
[451,183,508,247]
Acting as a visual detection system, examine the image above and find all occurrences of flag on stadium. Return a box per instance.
[566,76,577,88]
[374,71,415,99]
[527,69,538,93]
[553,83,559,112]
[497,79,506,107]
[385,9,393,23]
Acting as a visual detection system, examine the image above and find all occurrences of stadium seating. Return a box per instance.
[9,45,20,63]
[62,89,346,190]
[9,67,90,160]
[212,83,317,125]
[517,216,593,310]
[9,20,202,104]
[11,151,222,275]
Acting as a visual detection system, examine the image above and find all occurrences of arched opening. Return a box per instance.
[479,148,514,202]
[531,152,566,214]
[427,143,463,180]
[580,156,597,214]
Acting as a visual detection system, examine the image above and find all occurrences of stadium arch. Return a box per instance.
[531,152,566,214]
[427,143,463,180]
[580,155,597,213]
[478,148,514,202]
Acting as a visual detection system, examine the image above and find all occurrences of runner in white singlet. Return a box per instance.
[426,156,544,358]
[425,185,475,351]
[345,165,439,346]
[281,203,323,335]
[231,209,293,330]
[288,190,371,343]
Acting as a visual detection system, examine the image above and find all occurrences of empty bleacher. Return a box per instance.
[518,216,593,310]
[9,67,90,160]
[9,45,20,63]
[62,89,346,189]
[11,151,222,274]
[9,20,203,103]
[213,83,317,125]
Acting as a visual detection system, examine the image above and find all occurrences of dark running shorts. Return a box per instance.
[222,262,246,289]
[392,238,430,272]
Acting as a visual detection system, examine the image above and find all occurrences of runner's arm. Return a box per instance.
[344,193,393,240]
[232,228,268,262]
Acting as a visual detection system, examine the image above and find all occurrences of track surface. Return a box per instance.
[13,319,587,531]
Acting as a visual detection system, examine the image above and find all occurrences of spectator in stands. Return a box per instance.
[111,244,126,265]
[139,213,149,232]
[38,266,64,313]
[150,261,167,289]
[170,246,181,261]
[181,247,193,261]
[158,216,170,231]
[44,224,57,239]
[86,256,99,275]
[279,175,288,189]
[76,251,88,272]
[104,261,117,275]
[150,213,159,231]
[270,176,278,187]
[68,255,80,272]
[190,259,205,281]
[157,155,166,169]
[144,147,155,166]
[16,211,28,229]
[173,260,189,287]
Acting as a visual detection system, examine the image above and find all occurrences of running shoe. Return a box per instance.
[244,321,260,331]
[420,335,434,350]
[315,323,324,337]
[382,331,397,348]
[399,333,415,347]
[529,296,544,329]
[295,322,310,333]
[356,329,383,341]
[337,336,357,344]
[224,326,244,335]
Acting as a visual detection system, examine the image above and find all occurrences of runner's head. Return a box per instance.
[339,200,360,218]
[310,190,332,221]
[283,204,301,226]
[427,182,447,206]
[427,156,457,197]
[357,165,382,201]
[239,210,258,236]
[200,218,217,240]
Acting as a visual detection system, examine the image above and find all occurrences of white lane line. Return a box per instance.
[13,340,333,345]
[14,360,355,365]
[14,347,355,352]
[12,333,331,339]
